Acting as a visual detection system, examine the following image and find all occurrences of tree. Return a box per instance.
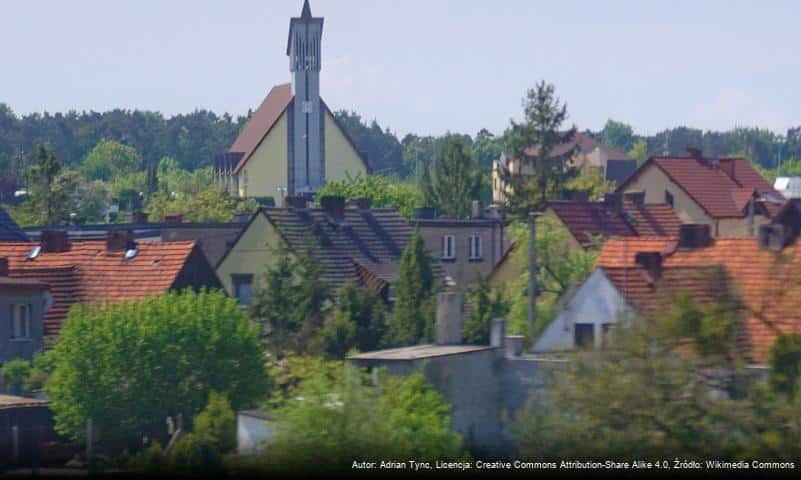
[385,232,436,346]
[20,144,79,226]
[315,173,422,219]
[1,359,32,394]
[599,119,635,152]
[332,110,405,175]
[463,276,509,344]
[769,334,801,396]
[45,289,268,448]
[265,364,461,473]
[250,247,331,356]
[193,391,236,453]
[628,138,649,166]
[502,81,578,214]
[317,283,387,358]
[424,135,480,218]
[80,139,142,182]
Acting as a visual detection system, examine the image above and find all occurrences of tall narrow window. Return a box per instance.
[9,304,32,340]
[441,235,456,260]
[665,190,674,207]
[232,274,254,306]
[468,235,482,260]
[574,323,594,349]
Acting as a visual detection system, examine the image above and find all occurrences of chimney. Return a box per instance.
[490,318,506,347]
[686,148,702,160]
[414,207,436,219]
[435,292,463,345]
[0,257,8,277]
[566,190,590,202]
[40,230,69,253]
[505,335,525,357]
[320,195,346,221]
[284,195,307,209]
[164,213,183,224]
[603,193,622,210]
[471,200,483,219]
[635,251,662,281]
[132,211,149,225]
[347,197,372,210]
[758,224,785,252]
[623,191,645,206]
[678,224,711,249]
[107,230,135,252]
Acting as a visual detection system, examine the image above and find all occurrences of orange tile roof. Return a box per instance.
[0,240,208,338]
[596,236,801,363]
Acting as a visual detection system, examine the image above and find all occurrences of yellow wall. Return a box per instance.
[622,165,711,225]
[216,213,283,296]
[237,112,289,199]
[324,109,367,181]
[542,208,584,251]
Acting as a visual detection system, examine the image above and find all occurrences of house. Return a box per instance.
[774,177,801,199]
[0,230,222,341]
[216,197,440,305]
[410,202,509,288]
[0,258,50,367]
[543,192,681,250]
[213,0,369,202]
[492,132,636,205]
[617,149,784,237]
[538,222,801,364]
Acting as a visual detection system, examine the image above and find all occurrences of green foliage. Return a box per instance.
[628,138,649,166]
[664,292,736,357]
[129,440,167,473]
[193,391,236,453]
[24,352,55,394]
[332,110,404,176]
[502,81,579,214]
[463,277,509,344]
[146,188,256,223]
[266,356,343,410]
[80,139,142,182]
[315,173,422,219]
[266,366,461,472]
[317,283,387,358]
[167,432,224,475]
[564,171,616,200]
[16,144,80,226]
[385,231,436,346]
[424,135,482,218]
[769,334,801,396]
[251,248,331,356]
[600,119,635,152]
[45,289,268,447]
[1,358,32,392]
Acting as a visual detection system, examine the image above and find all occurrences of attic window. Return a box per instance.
[27,246,41,261]
[665,190,674,207]
[124,247,138,261]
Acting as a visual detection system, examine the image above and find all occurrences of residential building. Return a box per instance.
[492,132,636,205]
[0,230,222,340]
[213,0,369,201]
[410,202,509,288]
[0,259,50,366]
[538,222,801,364]
[774,176,801,199]
[0,395,61,467]
[216,197,441,305]
[617,149,784,236]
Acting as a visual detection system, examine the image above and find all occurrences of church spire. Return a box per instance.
[300,0,312,19]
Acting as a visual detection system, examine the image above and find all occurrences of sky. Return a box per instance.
[2,0,800,138]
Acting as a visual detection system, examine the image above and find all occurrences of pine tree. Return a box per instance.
[463,276,509,344]
[385,231,436,346]
[424,135,478,218]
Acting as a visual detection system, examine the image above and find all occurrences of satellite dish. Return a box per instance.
[124,247,138,261]
[27,245,41,260]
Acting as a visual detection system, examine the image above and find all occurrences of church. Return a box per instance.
[214,0,369,203]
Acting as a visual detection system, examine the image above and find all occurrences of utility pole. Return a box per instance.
[528,212,538,346]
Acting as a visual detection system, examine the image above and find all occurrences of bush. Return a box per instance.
[168,433,224,475]
[1,358,31,394]
[193,391,236,453]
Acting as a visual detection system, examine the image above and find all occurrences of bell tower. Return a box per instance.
[287,0,324,195]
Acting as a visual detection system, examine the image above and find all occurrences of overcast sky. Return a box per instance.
[2,0,800,137]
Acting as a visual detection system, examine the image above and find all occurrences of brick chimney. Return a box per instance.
[164,213,183,224]
[678,224,711,249]
[686,148,703,160]
[347,197,372,210]
[107,230,135,252]
[320,195,346,221]
[471,200,483,219]
[132,211,149,225]
[635,251,662,281]
[284,195,307,209]
[0,257,8,277]
[435,292,463,345]
[40,230,69,253]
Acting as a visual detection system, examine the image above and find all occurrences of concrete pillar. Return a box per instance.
[505,335,525,357]
[436,292,463,345]
[490,318,506,347]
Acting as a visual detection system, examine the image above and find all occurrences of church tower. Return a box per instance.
[287,0,324,195]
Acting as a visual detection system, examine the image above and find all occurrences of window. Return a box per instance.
[574,323,594,349]
[9,304,32,340]
[441,235,455,260]
[468,235,482,260]
[231,274,254,306]
[665,190,674,207]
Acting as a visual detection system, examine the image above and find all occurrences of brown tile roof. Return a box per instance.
[547,200,681,247]
[619,155,783,219]
[524,132,633,161]
[596,236,801,363]
[230,83,293,173]
[0,240,216,338]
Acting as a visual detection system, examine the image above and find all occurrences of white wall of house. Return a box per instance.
[532,269,630,352]
[237,411,273,455]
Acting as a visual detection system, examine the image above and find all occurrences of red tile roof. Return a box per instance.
[546,200,681,247]
[231,83,293,174]
[619,155,783,219]
[0,240,212,338]
[596,236,801,363]
[524,132,633,161]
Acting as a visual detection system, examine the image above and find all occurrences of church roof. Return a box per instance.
[229,84,370,174]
